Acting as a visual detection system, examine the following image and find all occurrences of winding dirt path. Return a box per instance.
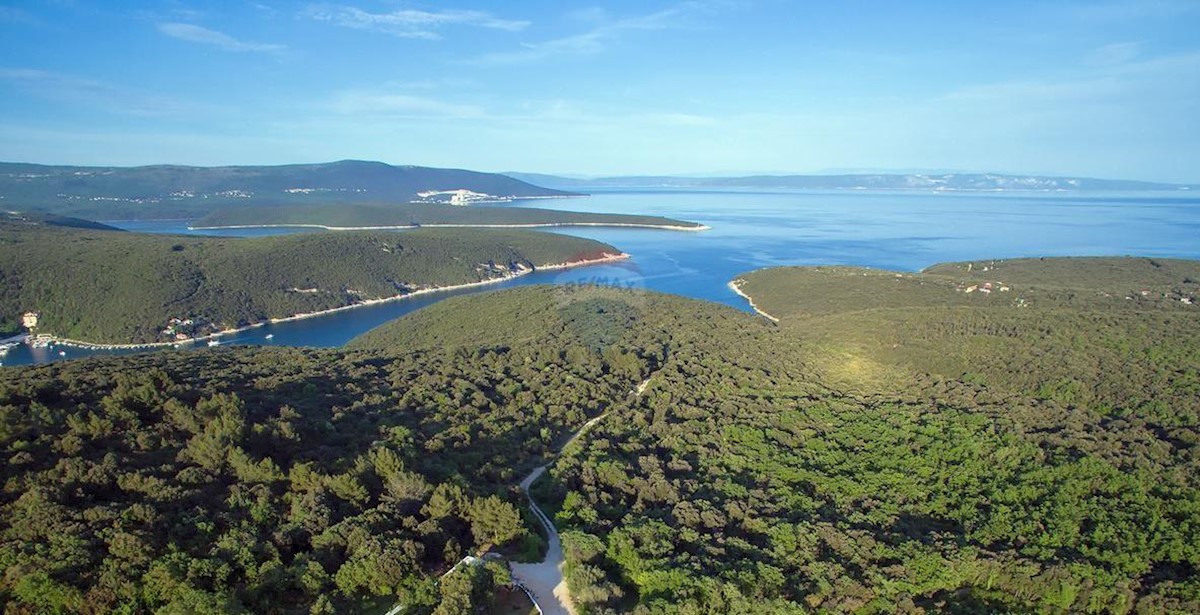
[510,412,609,615]
[510,378,651,614]
[510,464,573,614]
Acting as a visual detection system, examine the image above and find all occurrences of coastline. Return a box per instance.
[727,279,781,323]
[39,252,631,351]
[187,221,710,232]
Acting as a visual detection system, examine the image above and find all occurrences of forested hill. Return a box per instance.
[0,211,124,231]
[0,219,621,344]
[0,287,747,614]
[1,262,1198,613]
[374,260,1198,613]
[736,256,1200,321]
[192,203,706,231]
[0,160,579,219]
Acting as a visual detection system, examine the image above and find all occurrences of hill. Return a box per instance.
[0,210,123,231]
[506,171,1199,193]
[192,202,706,231]
[1,261,1197,613]
[0,219,622,344]
[529,261,1200,613]
[0,160,581,220]
[0,340,653,613]
[734,256,1200,320]
[0,287,748,614]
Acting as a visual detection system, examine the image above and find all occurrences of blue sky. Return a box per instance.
[1,1,1198,182]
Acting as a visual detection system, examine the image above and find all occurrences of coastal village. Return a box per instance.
[2,309,225,354]
[158,316,222,343]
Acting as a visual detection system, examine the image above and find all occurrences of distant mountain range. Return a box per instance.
[505,172,1198,193]
[0,160,579,219]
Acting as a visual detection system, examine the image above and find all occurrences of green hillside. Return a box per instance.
[192,203,706,230]
[385,261,1199,614]
[1,260,1198,614]
[0,341,650,614]
[0,219,621,343]
[734,257,1200,320]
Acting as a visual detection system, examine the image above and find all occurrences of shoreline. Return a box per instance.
[187,221,710,232]
[38,252,631,351]
[727,279,780,323]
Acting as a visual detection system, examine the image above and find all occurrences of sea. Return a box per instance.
[4,188,1199,367]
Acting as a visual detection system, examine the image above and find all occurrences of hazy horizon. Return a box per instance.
[2,1,1198,183]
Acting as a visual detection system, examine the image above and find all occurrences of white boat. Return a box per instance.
[207,339,220,347]
[264,334,274,340]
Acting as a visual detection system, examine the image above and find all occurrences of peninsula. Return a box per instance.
[191,203,708,232]
[0,214,628,345]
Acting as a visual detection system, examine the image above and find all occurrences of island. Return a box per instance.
[0,257,1196,614]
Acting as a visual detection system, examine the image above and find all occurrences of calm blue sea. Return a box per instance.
[4,189,1198,366]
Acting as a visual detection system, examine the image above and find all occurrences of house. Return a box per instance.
[21,312,39,329]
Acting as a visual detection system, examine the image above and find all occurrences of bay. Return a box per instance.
[4,189,1198,367]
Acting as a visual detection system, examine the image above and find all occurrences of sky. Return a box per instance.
[0,1,1198,182]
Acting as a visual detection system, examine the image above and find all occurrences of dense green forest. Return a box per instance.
[380,260,1199,614]
[1,259,1198,613]
[0,286,716,614]
[0,216,620,343]
[192,203,705,231]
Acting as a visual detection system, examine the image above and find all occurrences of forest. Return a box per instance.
[0,287,672,614]
[0,258,1197,613]
[0,215,620,343]
[192,203,704,231]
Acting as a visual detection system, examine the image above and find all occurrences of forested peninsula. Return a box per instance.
[0,215,624,345]
[0,258,1197,613]
[191,203,707,232]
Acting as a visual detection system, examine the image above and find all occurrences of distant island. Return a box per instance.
[507,171,1199,192]
[0,160,583,219]
[0,213,627,345]
[191,203,708,232]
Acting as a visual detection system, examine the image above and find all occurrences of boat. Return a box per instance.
[264,334,274,340]
[207,339,220,347]
[58,350,66,357]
